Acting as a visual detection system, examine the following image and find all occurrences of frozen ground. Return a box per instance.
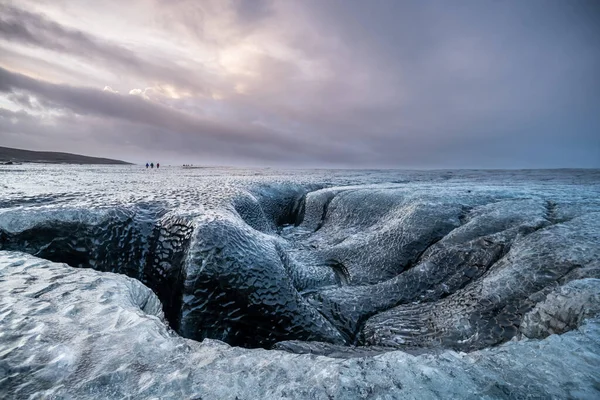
[1,165,599,398]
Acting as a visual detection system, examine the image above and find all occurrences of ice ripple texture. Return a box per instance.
[1,165,600,398]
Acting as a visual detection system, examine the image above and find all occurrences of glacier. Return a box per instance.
[1,165,599,398]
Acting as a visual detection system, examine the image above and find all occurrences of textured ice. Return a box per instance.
[1,165,600,397]
[1,252,600,399]
[362,212,600,351]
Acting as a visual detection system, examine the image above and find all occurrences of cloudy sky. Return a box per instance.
[1,0,599,167]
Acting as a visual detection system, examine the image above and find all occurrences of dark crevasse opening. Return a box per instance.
[0,203,192,334]
[0,189,330,350]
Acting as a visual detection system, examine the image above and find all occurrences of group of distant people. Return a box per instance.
[144,163,198,168]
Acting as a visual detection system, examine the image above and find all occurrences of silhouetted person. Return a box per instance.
[146,163,149,168]
[150,162,154,168]
[157,163,160,168]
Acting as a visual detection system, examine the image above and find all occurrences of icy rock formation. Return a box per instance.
[1,167,600,354]
[0,183,347,347]
[362,212,600,351]
[520,278,600,339]
[178,211,345,347]
[1,252,600,399]
[307,198,550,340]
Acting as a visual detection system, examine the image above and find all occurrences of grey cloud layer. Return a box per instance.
[0,66,347,163]
[0,0,599,167]
[0,3,213,94]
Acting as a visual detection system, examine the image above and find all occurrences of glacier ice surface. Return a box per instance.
[1,165,600,398]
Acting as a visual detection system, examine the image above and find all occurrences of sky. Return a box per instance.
[0,0,599,167]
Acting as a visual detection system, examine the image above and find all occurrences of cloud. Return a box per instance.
[0,0,599,167]
[0,3,211,95]
[128,88,145,98]
[0,66,354,164]
[0,5,140,67]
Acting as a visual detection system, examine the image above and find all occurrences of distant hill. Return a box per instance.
[0,146,131,165]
